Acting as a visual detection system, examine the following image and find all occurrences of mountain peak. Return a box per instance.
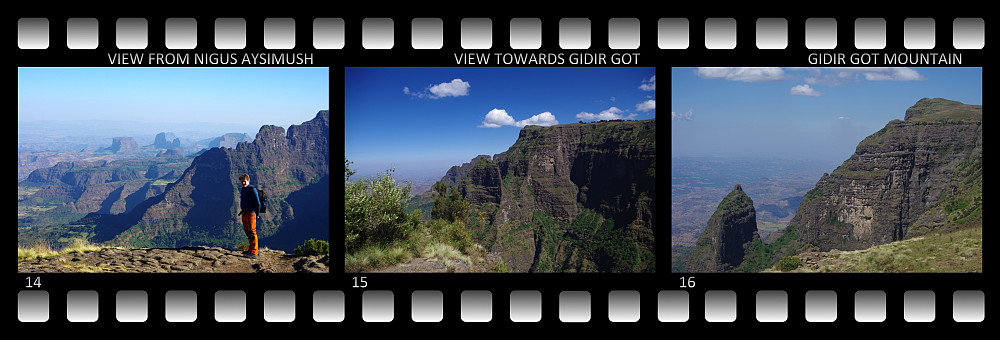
[685,183,759,272]
[904,98,981,122]
[313,110,330,124]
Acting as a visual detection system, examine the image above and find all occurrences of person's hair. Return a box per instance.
[239,174,250,182]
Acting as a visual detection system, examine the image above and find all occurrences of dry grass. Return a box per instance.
[18,244,59,261]
[18,238,114,261]
[769,225,981,273]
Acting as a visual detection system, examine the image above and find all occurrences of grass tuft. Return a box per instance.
[345,244,414,272]
[18,238,111,261]
[423,243,472,266]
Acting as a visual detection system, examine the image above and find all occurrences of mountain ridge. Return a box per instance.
[85,110,330,252]
[434,119,656,272]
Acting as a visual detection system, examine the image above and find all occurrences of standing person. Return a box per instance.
[238,174,261,259]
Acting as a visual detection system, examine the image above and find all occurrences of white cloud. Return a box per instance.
[854,68,925,81]
[696,67,924,87]
[515,111,559,127]
[577,107,621,120]
[576,107,637,121]
[695,67,788,82]
[406,78,471,99]
[479,108,517,128]
[636,99,656,112]
[801,67,926,86]
[639,75,656,91]
[428,78,471,98]
[479,109,559,128]
[790,84,823,97]
[672,109,693,121]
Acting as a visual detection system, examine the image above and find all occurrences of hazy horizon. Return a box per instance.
[18,67,329,153]
[671,67,982,164]
[18,119,263,141]
[18,67,328,130]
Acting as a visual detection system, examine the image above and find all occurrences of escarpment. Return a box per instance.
[438,119,656,272]
[790,98,982,251]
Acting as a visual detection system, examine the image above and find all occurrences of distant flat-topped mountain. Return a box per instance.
[435,119,656,273]
[791,98,982,251]
[85,110,330,252]
[100,137,139,153]
[152,132,181,149]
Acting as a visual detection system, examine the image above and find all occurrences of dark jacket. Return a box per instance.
[240,185,261,215]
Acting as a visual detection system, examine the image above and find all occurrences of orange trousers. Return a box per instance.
[242,212,258,255]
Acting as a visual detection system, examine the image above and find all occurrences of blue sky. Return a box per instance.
[18,67,329,131]
[671,67,982,163]
[345,67,657,178]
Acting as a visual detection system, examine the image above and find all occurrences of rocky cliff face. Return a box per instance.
[440,119,656,272]
[458,156,503,206]
[90,111,330,252]
[790,98,982,251]
[684,184,760,272]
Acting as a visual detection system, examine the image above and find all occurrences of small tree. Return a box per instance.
[431,182,446,221]
[431,181,470,223]
[433,181,447,196]
[446,186,470,223]
[344,158,355,182]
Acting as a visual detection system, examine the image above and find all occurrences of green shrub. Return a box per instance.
[778,256,802,272]
[426,219,473,252]
[295,239,330,256]
[344,165,413,251]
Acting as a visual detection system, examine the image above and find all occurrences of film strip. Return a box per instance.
[16,8,987,330]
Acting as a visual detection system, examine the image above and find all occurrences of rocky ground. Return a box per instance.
[373,257,476,273]
[17,246,329,274]
[372,252,505,273]
[791,250,846,272]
